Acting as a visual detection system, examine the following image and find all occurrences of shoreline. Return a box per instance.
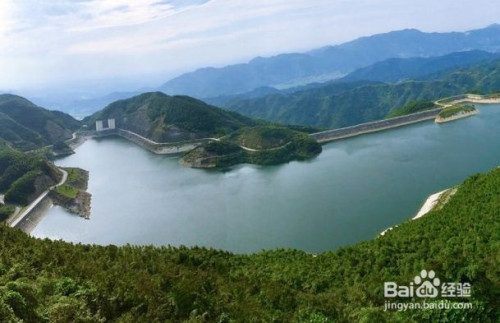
[412,189,449,220]
[311,108,441,143]
[9,168,68,233]
[379,187,457,236]
[315,115,437,143]
[435,110,478,124]
[24,94,499,236]
[314,93,500,144]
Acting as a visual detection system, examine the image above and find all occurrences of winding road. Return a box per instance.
[9,168,68,228]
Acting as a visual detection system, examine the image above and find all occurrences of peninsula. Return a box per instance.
[435,104,478,123]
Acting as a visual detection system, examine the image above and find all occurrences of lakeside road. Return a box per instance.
[9,168,68,229]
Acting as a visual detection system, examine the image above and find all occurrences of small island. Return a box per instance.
[180,126,322,168]
[435,104,477,123]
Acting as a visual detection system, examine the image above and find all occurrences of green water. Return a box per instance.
[32,104,500,253]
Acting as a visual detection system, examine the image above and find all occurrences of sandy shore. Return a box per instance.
[412,189,448,219]
[379,188,457,236]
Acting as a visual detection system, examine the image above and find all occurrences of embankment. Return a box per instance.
[86,128,213,155]
[310,108,441,143]
[435,93,500,107]
[116,129,211,154]
[11,195,53,234]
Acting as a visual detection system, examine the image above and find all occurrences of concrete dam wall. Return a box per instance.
[310,108,442,143]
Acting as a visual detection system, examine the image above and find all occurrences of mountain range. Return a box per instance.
[160,24,500,98]
[215,54,500,128]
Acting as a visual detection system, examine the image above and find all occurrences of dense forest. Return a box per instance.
[0,165,499,321]
[0,145,61,210]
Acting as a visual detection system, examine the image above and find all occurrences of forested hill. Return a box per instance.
[221,58,500,128]
[0,94,80,151]
[1,164,499,321]
[160,24,500,98]
[85,92,258,142]
[0,144,61,211]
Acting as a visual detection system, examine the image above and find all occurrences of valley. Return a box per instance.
[1,13,500,321]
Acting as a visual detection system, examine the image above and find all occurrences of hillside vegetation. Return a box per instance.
[385,100,438,118]
[180,126,322,168]
[0,145,61,207]
[85,92,257,142]
[0,165,499,321]
[437,104,477,119]
[221,58,500,128]
[340,50,499,84]
[0,94,80,151]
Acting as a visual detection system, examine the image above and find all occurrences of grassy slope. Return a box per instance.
[1,161,499,322]
[53,168,88,200]
[225,126,298,150]
[385,100,438,118]
[438,104,477,119]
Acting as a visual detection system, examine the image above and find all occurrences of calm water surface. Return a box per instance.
[32,104,500,253]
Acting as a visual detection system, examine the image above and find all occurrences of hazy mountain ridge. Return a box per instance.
[339,50,500,83]
[0,94,80,151]
[160,24,500,98]
[220,57,500,128]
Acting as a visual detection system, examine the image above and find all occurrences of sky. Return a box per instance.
[1,0,500,93]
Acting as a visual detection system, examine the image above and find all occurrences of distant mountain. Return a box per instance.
[204,81,379,110]
[340,50,500,83]
[85,92,258,142]
[208,50,500,108]
[0,94,81,151]
[221,58,500,128]
[160,24,500,98]
[23,91,144,119]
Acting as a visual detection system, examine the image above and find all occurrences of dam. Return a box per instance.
[310,108,442,143]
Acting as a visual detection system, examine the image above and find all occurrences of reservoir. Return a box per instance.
[32,104,500,253]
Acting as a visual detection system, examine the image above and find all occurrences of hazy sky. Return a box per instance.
[1,0,500,91]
